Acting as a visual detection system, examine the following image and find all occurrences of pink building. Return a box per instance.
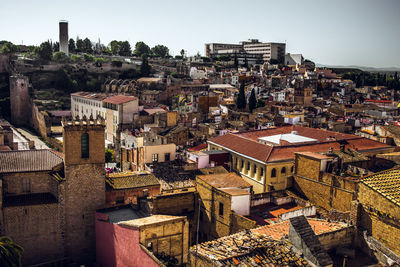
[96,206,189,267]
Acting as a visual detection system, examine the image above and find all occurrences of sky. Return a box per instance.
[0,0,399,68]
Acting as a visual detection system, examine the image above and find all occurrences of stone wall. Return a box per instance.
[105,185,161,208]
[196,178,232,240]
[317,226,355,251]
[3,204,64,265]
[138,217,189,265]
[62,119,106,263]
[10,74,32,126]
[230,212,256,233]
[358,182,400,255]
[2,171,57,196]
[293,174,357,212]
[31,104,50,138]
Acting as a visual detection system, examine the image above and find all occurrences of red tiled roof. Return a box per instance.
[365,99,392,103]
[103,95,137,105]
[208,134,273,162]
[252,219,348,240]
[188,143,208,152]
[208,126,392,163]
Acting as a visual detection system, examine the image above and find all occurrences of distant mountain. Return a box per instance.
[316,64,400,72]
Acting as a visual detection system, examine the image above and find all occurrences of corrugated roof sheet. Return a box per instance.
[0,150,63,173]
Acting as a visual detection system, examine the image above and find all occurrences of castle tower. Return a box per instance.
[62,115,105,263]
[59,20,69,56]
[9,74,32,126]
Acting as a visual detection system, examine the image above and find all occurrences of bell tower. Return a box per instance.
[62,115,105,263]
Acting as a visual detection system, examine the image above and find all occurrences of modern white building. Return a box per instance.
[285,53,304,65]
[205,39,286,64]
[71,92,107,119]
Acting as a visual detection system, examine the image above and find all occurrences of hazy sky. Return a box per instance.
[1,0,399,67]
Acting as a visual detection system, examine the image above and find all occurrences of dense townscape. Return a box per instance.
[0,19,400,267]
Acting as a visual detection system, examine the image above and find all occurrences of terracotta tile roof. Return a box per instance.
[188,143,208,152]
[0,150,63,173]
[208,126,392,163]
[191,230,309,266]
[106,172,160,190]
[208,134,273,162]
[237,125,357,143]
[295,152,334,160]
[103,95,137,105]
[361,168,400,206]
[251,219,348,240]
[197,172,252,189]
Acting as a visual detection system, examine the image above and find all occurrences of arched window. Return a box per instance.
[260,168,264,177]
[271,168,276,178]
[281,167,286,174]
[253,164,257,176]
[81,133,89,158]
[291,166,294,173]
[247,162,250,171]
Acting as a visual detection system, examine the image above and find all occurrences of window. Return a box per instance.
[281,167,286,174]
[241,160,244,169]
[271,168,276,178]
[260,167,264,177]
[152,153,159,162]
[164,153,170,161]
[291,166,294,173]
[81,133,89,158]
[22,178,30,193]
[254,164,257,176]
[247,162,250,171]
[219,202,224,217]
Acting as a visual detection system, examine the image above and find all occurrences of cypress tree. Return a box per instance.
[236,82,246,110]
[248,88,257,113]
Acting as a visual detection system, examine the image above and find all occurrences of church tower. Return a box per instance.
[62,115,105,263]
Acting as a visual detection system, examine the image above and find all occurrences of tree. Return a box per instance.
[52,41,59,52]
[0,236,23,267]
[0,42,18,54]
[76,37,84,53]
[109,40,121,55]
[151,45,169,58]
[105,148,115,163]
[68,38,75,53]
[180,49,185,58]
[35,41,53,60]
[53,51,68,62]
[236,82,246,110]
[256,98,266,108]
[248,88,257,113]
[134,41,151,57]
[140,55,151,76]
[83,38,93,53]
[119,41,131,56]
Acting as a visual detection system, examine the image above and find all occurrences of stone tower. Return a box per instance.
[9,74,32,126]
[59,20,69,56]
[62,115,105,263]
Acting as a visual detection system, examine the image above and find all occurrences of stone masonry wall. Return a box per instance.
[358,183,400,255]
[3,204,64,265]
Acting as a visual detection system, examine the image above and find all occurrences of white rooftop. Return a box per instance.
[258,133,317,145]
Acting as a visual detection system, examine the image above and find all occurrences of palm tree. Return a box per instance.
[0,236,23,267]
